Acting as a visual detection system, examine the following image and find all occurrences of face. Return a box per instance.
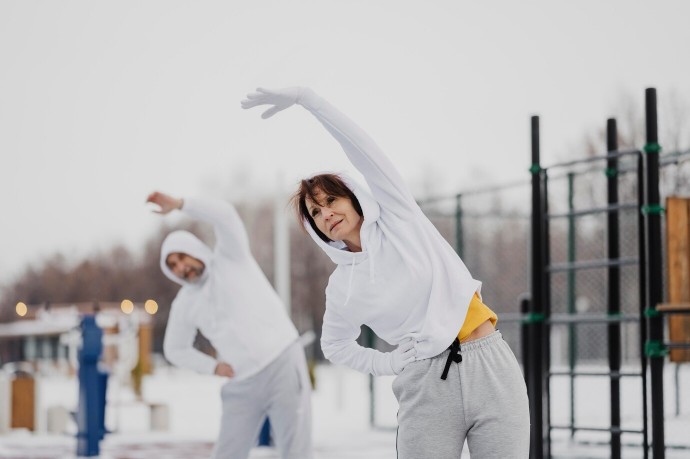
[306,189,363,243]
[166,252,205,282]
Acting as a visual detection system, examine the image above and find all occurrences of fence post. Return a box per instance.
[644,87,666,458]
[567,172,577,439]
[529,115,546,459]
[455,194,464,259]
[637,122,651,459]
[606,118,622,459]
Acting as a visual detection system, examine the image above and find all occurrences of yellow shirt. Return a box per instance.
[458,293,498,342]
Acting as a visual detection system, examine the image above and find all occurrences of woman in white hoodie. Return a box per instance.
[242,87,529,458]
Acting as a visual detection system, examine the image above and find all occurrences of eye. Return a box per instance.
[326,196,335,204]
[311,208,320,217]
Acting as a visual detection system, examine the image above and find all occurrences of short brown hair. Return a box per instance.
[292,174,363,243]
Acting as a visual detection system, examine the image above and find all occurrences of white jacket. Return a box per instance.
[161,197,298,381]
[297,89,482,376]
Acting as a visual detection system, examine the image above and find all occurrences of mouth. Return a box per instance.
[330,219,343,232]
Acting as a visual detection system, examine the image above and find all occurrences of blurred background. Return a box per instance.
[1,1,689,458]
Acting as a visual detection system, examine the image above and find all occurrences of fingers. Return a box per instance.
[261,106,282,119]
[398,339,415,352]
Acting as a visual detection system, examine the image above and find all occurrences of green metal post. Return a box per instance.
[567,172,577,438]
[455,194,464,258]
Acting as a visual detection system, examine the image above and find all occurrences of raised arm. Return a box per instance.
[242,87,417,216]
[320,305,415,376]
[147,191,250,259]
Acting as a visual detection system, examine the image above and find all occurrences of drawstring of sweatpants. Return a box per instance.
[440,338,462,380]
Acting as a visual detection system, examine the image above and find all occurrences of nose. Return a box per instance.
[322,207,334,219]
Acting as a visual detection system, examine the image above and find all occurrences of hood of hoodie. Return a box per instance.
[301,173,381,266]
[160,230,213,286]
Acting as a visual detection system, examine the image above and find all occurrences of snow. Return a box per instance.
[0,362,688,458]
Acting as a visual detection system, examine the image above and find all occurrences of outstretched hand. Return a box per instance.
[146,191,183,215]
[241,87,306,119]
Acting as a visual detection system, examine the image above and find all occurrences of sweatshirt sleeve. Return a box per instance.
[298,89,417,217]
[163,296,218,375]
[320,304,395,376]
[181,197,251,259]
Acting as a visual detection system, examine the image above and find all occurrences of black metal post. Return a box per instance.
[567,172,577,439]
[542,169,552,458]
[637,139,650,459]
[644,88,665,458]
[521,294,531,386]
[529,115,545,459]
[606,118,622,459]
[455,194,464,259]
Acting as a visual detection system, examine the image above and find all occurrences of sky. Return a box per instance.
[1,0,689,284]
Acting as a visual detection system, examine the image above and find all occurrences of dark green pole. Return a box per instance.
[455,194,464,259]
[607,118,622,459]
[567,172,577,439]
[529,115,546,459]
[644,87,665,459]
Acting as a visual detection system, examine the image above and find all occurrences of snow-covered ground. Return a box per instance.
[0,362,688,458]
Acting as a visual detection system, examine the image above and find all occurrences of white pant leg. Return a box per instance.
[212,379,266,459]
[265,342,313,459]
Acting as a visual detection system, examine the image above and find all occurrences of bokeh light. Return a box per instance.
[16,302,27,317]
[144,299,158,315]
[120,299,134,314]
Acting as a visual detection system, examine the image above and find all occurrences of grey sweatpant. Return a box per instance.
[392,331,530,459]
[211,340,313,459]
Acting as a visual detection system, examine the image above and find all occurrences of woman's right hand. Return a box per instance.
[390,339,416,375]
[241,87,307,119]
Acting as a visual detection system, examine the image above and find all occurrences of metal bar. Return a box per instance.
[607,118,622,459]
[550,425,644,435]
[645,88,666,459]
[567,172,577,439]
[544,149,641,170]
[548,257,638,273]
[529,115,545,459]
[547,314,639,325]
[455,194,464,259]
[547,203,638,219]
[549,370,642,378]
[665,343,690,349]
[542,168,553,457]
[637,132,650,459]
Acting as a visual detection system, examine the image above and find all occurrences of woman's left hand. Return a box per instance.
[241,87,306,119]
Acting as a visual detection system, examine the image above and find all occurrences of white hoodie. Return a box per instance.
[296,89,482,376]
[161,197,298,381]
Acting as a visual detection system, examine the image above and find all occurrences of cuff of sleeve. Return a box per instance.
[372,351,396,376]
[297,87,323,112]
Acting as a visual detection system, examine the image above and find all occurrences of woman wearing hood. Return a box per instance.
[242,87,529,458]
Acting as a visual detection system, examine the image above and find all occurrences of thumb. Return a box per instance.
[261,106,282,119]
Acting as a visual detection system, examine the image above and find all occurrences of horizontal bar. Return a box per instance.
[666,343,690,349]
[544,149,641,171]
[416,179,530,205]
[550,425,644,434]
[660,148,690,167]
[549,370,642,378]
[548,314,639,325]
[496,313,527,324]
[548,257,638,273]
[656,303,690,314]
[494,313,640,325]
[547,203,638,219]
